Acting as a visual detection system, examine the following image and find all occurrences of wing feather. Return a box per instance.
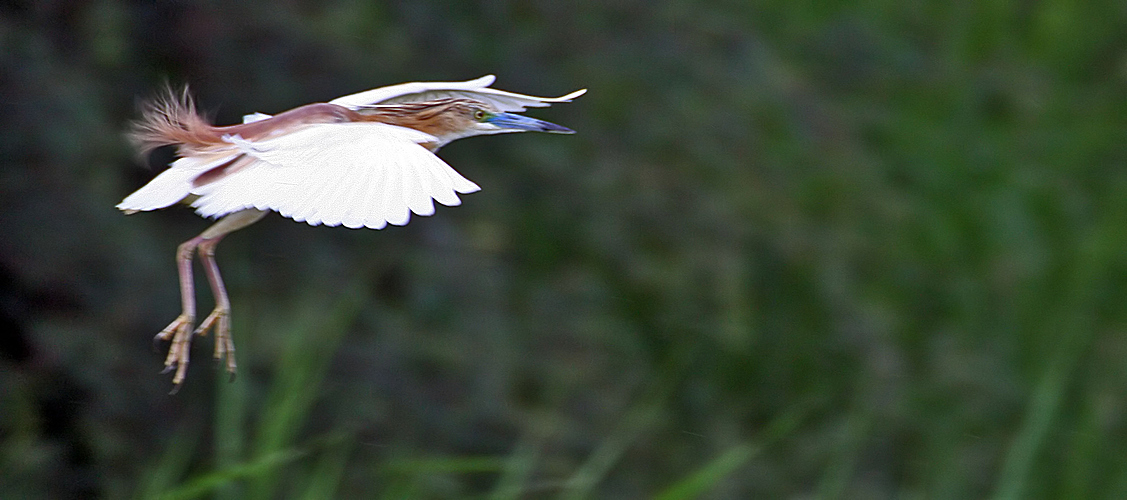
[328,75,586,112]
[304,162,350,226]
[327,75,496,110]
[245,76,584,120]
[118,152,240,213]
[338,156,376,227]
[190,122,480,229]
[360,150,390,229]
[401,153,431,219]
[338,162,371,229]
[382,155,409,226]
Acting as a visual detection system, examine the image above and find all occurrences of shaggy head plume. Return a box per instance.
[128,85,217,159]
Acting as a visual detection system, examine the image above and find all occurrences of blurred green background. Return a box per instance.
[3,1,1127,498]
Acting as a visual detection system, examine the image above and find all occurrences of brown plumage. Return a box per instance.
[128,86,217,157]
[130,88,495,159]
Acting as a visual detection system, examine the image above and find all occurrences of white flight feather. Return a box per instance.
[188,122,479,229]
[116,152,240,212]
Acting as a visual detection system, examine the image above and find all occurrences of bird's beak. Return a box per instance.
[487,112,575,134]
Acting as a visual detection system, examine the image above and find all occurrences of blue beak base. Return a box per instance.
[487,112,575,134]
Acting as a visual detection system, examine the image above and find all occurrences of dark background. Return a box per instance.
[3,1,1127,498]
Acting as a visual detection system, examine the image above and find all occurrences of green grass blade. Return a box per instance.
[382,456,508,474]
[653,401,808,500]
[214,319,249,500]
[655,444,756,500]
[992,210,1117,500]
[490,436,542,499]
[559,404,660,500]
[298,434,353,500]
[992,352,1071,500]
[133,418,203,500]
[151,448,307,500]
[247,281,370,500]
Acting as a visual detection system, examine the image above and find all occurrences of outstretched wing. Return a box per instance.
[327,75,587,112]
[117,151,240,213]
[189,122,480,229]
[243,76,586,122]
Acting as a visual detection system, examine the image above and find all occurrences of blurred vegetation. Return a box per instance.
[3,1,1127,498]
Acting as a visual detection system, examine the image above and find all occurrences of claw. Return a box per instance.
[152,307,240,390]
[194,306,238,382]
[152,314,196,387]
[152,307,243,391]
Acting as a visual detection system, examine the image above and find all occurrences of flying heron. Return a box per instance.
[119,75,585,390]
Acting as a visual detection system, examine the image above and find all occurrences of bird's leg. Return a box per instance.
[194,236,235,381]
[156,236,204,389]
[157,209,267,390]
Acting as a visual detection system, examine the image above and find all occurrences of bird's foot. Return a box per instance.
[195,306,237,382]
[155,314,195,393]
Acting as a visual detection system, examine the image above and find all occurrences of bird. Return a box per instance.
[118,75,585,391]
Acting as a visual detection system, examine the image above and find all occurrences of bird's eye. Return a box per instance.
[473,110,486,120]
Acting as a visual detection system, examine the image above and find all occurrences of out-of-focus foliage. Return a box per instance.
[3,1,1127,498]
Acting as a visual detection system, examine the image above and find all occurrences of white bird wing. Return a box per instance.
[117,152,241,213]
[243,75,585,121]
[328,75,587,112]
[188,122,480,230]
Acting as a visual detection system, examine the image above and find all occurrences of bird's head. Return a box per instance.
[439,99,575,141]
[369,98,573,148]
